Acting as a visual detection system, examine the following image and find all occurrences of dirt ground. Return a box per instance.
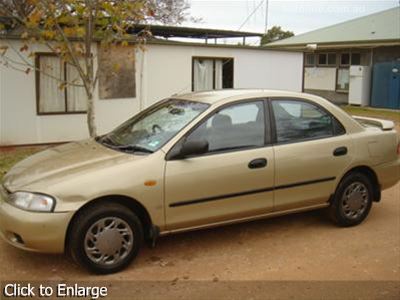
[0,181,399,299]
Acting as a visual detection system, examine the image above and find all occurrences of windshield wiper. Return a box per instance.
[98,135,118,147]
[113,144,154,154]
[97,135,153,154]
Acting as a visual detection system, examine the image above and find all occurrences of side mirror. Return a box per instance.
[167,138,209,160]
[180,139,209,158]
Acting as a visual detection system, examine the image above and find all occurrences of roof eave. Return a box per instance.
[264,39,400,50]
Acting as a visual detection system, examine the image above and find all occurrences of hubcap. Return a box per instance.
[84,217,134,266]
[341,182,369,219]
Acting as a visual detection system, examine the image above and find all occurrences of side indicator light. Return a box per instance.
[144,180,157,187]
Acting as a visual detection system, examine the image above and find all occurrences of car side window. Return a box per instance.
[187,101,265,153]
[272,99,342,143]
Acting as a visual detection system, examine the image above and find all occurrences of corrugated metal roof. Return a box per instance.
[128,24,263,39]
[0,17,263,39]
[266,7,400,48]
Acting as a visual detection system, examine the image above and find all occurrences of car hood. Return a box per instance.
[2,139,129,192]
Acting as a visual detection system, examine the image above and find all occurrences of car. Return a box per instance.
[1,89,399,274]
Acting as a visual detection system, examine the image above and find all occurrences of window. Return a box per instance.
[272,99,344,143]
[192,57,233,91]
[103,99,209,152]
[98,45,136,99]
[186,101,265,153]
[336,52,362,91]
[351,53,361,65]
[328,53,336,65]
[305,53,315,66]
[318,53,336,66]
[318,53,327,65]
[339,52,361,66]
[36,54,86,114]
[340,53,350,65]
[336,68,350,91]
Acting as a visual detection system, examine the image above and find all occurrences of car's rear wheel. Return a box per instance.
[329,172,373,227]
[68,203,143,274]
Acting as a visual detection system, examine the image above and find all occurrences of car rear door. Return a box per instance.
[164,99,275,230]
[270,98,353,211]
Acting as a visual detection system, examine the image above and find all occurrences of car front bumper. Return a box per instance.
[0,195,74,253]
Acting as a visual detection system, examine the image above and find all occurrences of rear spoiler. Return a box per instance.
[352,115,395,131]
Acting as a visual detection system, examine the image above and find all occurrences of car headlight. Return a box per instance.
[7,192,56,212]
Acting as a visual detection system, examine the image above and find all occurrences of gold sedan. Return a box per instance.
[1,90,399,274]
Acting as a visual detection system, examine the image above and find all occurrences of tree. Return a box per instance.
[260,26,294,45]
[0,0,192,137]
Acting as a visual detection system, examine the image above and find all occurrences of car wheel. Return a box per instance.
[68,203,143,274]
[329,172,373,227]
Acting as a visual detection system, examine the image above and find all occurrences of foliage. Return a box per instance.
[260,26,294,45]
[0,0,192,137]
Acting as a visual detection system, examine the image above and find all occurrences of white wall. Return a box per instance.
[0,40,303,145]
[304,67,336,91]
[143,44,303,106]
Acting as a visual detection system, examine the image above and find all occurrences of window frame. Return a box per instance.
[35,52,87,116]
[268,97,346,145]
[191,56,234,92]
[166,98,271,160]
[317,52,337,67]
[350,53,361,65]
[304,53,316,67]
[336,67,350,92]
[339,52,350,66]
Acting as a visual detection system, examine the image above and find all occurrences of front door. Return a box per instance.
[165,100,275,230]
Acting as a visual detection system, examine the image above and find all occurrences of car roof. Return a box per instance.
[174,89,313,104]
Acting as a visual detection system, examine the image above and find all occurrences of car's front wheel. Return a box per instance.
[329,172,373,227]
[68,203,143,274]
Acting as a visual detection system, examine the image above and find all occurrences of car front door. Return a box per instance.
[270,98,353,211]
[164,100,275,230]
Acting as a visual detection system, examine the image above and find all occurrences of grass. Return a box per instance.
[0,106,399,180]
[340,105,400,123]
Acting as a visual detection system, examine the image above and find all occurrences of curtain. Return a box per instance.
[337,68,350,91]
[193,59,213,91]
[215,60,223,89]
[39,56,65,113]
[66,62,87,111]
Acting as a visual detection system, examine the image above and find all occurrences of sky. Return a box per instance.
[183,0,399,34]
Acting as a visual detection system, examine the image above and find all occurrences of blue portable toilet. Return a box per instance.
[371,61,400,109]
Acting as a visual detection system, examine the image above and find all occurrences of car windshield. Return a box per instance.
[97,99,209,153]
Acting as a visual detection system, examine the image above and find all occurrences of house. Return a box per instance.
[266,7,400,109]
[0,25,303,146]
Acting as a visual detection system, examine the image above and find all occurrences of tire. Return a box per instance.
[329,172,373,227]
[68,202,143,274]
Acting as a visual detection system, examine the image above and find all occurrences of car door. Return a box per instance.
[164,99,275,230]
[270,98,353,211]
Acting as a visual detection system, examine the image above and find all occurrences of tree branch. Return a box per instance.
[0,55,84,87]
[39,0,89,94]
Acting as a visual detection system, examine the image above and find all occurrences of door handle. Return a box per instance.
[248,158,267,169]
[333,146,348,156]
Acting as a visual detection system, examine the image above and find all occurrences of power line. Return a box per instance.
[264,0,269,33]
[238,0,265,31]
